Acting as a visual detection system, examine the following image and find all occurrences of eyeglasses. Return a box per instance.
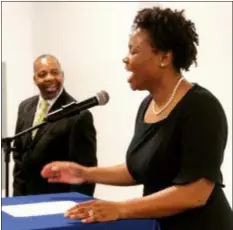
[35,69,63,78]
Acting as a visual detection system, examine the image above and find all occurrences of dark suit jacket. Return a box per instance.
[12,89,97,196]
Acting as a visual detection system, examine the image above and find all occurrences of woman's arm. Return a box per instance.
[41,161,137,186]
[120,178,214,219]
[86,163,137,186]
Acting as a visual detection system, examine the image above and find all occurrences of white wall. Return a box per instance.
[2,2,36,196]
[2,2,232,205]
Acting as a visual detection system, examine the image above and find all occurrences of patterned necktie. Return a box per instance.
[32,99,49,138]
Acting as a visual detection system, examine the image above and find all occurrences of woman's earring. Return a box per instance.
[160,63,165,67]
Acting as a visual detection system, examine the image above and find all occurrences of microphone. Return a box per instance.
[45,90,109,122]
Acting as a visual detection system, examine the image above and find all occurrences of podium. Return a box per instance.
[2,192,160,230]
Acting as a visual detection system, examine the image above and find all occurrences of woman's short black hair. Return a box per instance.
[133,6,199,72]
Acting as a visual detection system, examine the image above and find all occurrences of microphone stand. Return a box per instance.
[1,101,78,197]
[1,122,47,197]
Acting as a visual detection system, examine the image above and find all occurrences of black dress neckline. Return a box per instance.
[141,83,199,125]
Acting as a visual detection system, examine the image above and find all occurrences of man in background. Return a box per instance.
[12,54,97,196]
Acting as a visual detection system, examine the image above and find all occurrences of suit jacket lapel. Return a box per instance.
[31,90,74,145]
[22,97,38,147]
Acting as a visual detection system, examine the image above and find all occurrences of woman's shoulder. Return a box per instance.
[180,83,226,115]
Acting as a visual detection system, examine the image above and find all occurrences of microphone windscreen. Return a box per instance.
[96,91,109,105]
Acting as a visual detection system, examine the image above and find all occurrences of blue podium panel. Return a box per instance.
[2,192,160,230]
